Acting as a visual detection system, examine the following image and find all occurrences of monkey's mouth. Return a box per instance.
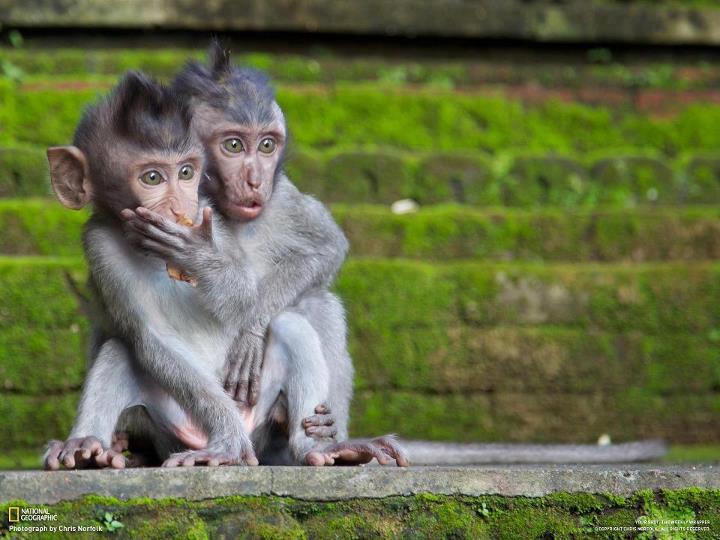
[229,199,264,220]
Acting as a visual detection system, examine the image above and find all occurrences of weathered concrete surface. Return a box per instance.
[2,0,720,45]
[0,465,717,504]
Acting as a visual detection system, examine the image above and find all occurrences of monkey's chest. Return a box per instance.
[145,270,233,375]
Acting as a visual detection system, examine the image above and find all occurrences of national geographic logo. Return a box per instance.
[7,507,19,523]
[5,505,105,534]
[6,505,58,524]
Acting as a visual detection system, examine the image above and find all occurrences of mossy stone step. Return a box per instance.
[1,257,720,446]
[4,81,720,158]
[4,257,720,333]
[3,0,720,44]
[2,145,720,206]
[5,47,720,92]
[4,323,718,395]
[1,468,718,538]
[5,200,720,261]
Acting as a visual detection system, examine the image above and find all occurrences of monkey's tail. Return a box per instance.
[401,439,667,465]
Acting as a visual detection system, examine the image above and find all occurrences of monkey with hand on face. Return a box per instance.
[43,72,264,469]
[121,45,409,467]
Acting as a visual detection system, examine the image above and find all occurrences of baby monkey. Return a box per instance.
[44,70,402,468]
[121,44,409,467]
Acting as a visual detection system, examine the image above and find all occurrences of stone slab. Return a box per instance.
[2,0,720,45]
[0,464,717,504]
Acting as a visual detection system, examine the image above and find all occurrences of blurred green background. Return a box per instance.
[1,0,720,468]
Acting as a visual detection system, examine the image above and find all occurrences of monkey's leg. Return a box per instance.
[44,339,142,470]
[258,309,399,466]
[283,293,408,467]
[292,291,352,442]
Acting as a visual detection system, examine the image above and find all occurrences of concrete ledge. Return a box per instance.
[1,465,717,504]
[2,0,720,45]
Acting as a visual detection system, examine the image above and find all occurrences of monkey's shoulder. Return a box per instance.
[82,214,164,279]
[267,176,343,241]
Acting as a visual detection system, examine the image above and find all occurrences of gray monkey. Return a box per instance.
[121,44,409,467]
[44,71,260,468]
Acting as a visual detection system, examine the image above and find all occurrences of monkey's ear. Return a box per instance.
[208,39,231,79]
[47,146,93,209]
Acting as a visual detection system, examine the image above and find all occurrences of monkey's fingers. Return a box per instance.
[79,436,104,460]
[303,413,336,428]
[333,442,391,466]
[124,219,186,251]
[305,451,336,466]
[162,449,258,467]
[246,348,263,406]
[234,349,254,404]
[57,437,101,469]
[305,425,338,439]
[111,431,130,453]
[315,404,331,415]
[306,440,389,466]
[44,440,64,471]
[94,449,127,469]
[370,436,410,467]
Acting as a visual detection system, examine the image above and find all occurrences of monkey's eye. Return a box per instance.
[222,138,244,154]
[140,170,163,186]
[178,164,195,181]
[258,137,276,154]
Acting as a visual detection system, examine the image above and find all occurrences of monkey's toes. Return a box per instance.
[44,440,65,470]
[53,437,104,469]
[93,449,128,469]
[162,450,258,468]
[305,436,410,467]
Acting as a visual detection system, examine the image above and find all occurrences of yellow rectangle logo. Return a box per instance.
[8,507,20,522]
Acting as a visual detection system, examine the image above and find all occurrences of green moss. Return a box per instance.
[5,491,717,540]
[665,445,720,463]
[414,153,494,205]
[7,199,720,262]
[503,155,589,208]
[324,151,416,204]
[6,83,720,158]
[5,46,720,91]
[590,154,677,206]
[0,393,77,452]
[0,146,49,197]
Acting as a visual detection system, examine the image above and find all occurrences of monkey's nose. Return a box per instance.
[246,175,261,189]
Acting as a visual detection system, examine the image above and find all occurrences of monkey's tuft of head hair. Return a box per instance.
[174,42,277,127]
[72,71,198,216]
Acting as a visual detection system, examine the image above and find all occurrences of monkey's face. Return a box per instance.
[126,148,204,223]
[193,105,285,222]
[47,143,204,224]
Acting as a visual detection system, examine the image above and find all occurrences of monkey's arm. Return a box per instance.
[121,206,260,325]
[84,223,257,464]
[222,190,349,404]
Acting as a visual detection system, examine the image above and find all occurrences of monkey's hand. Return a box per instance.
[224,328,266,406]
[43,437,128,470]
[120,206,216,272]
[304,435,410,467]
[302,404,337,440]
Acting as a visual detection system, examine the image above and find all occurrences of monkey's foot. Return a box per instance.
[302,403,337,439]
[111,431,130,453]
[161,449,259,468]
[304,435,410,467]
[44,437,127,470]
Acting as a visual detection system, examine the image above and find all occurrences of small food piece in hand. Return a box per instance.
[166,214,198,286]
